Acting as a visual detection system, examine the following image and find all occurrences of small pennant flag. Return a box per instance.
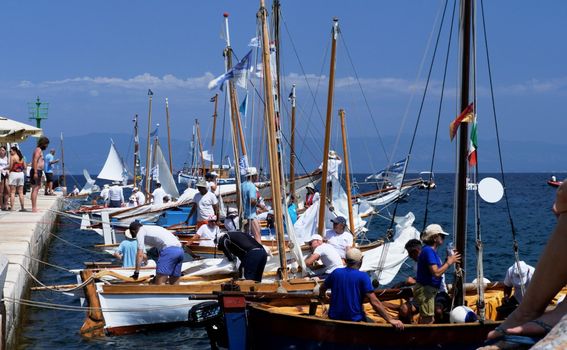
[468,118,478,167]
[210,95,217,103]
[449,103,475,141]
[239,93,248,118]
[148,89,154,96]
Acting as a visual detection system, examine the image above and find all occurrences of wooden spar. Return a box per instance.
[223,13,243,217]
[59,132,66,193]
[144,90,153,196]
[149,127,159,199]
[133,114,139,188]
[210,93,219,170]
[259,0,287,280]
[79,270,105,337]
[317,18,339,237]
[454,0,472,307]
[289,84,296,196]
[165,98,173,174]
[196,119,206,176]
[339,109,355,239]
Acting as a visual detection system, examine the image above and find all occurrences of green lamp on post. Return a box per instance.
[28,96,49,128]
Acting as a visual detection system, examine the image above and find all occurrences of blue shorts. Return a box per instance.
[156,246,184,277]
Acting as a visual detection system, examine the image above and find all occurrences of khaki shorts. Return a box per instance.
[413,283,438,317]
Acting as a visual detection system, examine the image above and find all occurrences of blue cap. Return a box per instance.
[331,216,346,225]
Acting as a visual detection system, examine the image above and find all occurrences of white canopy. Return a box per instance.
[0,116,42,143]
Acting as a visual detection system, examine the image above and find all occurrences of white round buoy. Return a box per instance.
[449,306,478,323]
[478,177,504,203]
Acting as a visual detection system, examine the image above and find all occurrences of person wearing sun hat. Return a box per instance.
[192,214,221,247]
[415,224,461,324]
[318,248,404,329]
[186,179,219,229]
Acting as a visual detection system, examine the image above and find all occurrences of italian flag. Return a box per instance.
[468,118,478,167]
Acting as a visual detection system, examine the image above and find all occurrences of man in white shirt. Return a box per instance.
[100,184,110,205]
[127,222,184,285]
[186,179,219,229]
[503,261,535,305]
[151,182,167,206]
[132,187,146,206]
[324,216,353,259]
[205,172,218,194]
[108,182,124,208]
[305,234,343,276]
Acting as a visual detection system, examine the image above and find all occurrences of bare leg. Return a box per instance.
[250,219,262,243]
[17,186,24,210]
[487,181,567,340]
[168,276,180,285]
[31,184,39,212]
[9,186,15,210]
[153,274,169,285]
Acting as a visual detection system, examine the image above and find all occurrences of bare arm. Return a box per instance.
[368,292,404,329]
[428,253,461,278]
[305,253,320,267]
[135,248,144,272]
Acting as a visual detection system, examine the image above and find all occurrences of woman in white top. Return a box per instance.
[0,146,9,210]
[192,215,221,247]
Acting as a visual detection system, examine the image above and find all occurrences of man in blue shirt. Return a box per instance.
[415,224,461,324]
[242,167,263,243]
[44,149,59,195]
[319,248,404,329]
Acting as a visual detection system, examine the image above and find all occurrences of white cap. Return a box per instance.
[124,229,134,239]
[421,224,450,241]
[346,248,363,263]
[308,234,323,242]
[246,167,258,176]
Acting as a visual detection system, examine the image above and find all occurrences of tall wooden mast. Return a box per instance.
[144,90,153,196]
[165,98,173,174]
[289,84,296,196]
[196,119,206,176]
[317,18,339,237]
[210,93,219,171]
[59,132,66,192]
[259,0,287,279]
[223,13,243,217]
[133,114,140,188]
[339,109,355,238]
[454,0,473,306]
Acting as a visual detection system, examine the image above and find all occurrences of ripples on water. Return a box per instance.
[17,173,561,349]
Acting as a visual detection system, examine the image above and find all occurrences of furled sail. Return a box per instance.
[97,142,128,184]
[154,143,180,199]
[365,158,408,188]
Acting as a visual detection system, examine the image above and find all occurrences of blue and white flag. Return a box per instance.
[248,36,260,48]
[150,126,159,138]
[239,93,248,118]
[208,50,253,91]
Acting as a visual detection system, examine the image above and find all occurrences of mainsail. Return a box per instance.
[154,143,180,199]
[97,142,128,184]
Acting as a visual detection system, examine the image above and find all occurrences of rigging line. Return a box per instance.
[479,0,522,269]
[389,0,451,233]
[49,230,108,255]
[424,0,457,228]
[388,0,448,166]
[21,254,75,273]
[338,32,389,164]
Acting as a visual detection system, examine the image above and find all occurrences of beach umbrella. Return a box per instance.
[0,116,42,143]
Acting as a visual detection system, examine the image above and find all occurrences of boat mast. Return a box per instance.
[210,93,219,171]
[60,132,66,192]
[223,13,243,217]
[165,98,173,174]
[144,90,153,196]
[317,18,339,237]
[454,0,473,307]
[196,119,206,176]
[259,0,287,279]
[289,84,296,196]
[339,109,355,239]
[133,114,140,188]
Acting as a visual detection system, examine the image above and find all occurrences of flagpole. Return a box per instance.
[60,132,66,194]
[133,114,139,188]
[196,119,206,177]
[144,90,153,197]
[165,98,173,174]
[289,85,296,197]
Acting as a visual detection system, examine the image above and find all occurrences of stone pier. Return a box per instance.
[0,194,61,349]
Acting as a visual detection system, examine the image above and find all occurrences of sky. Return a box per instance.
[1,1,567,173]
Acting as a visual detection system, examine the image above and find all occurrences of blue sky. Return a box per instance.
[2,1,567,172]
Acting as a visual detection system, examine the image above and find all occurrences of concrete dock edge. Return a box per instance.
[0,195,62,349]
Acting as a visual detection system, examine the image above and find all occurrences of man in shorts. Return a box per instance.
[127,221,184,285]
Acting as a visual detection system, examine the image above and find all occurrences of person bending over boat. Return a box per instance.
[496,261,535,319]
[113,234,146,268]
[186,179,219,229]
[127,221,184,285]
[324,216,353,259]
[319,248,404,329]
[398,239,450,323]
[415,224,461,324]
[216,231,268,282]
[305,234,343,277]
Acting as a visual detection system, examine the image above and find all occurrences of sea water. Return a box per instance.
[16,173,562,349]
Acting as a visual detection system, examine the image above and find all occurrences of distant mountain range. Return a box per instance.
[20,132,566,175]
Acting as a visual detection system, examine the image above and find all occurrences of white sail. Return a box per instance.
[98,142,128,183]
[79,169,97,195]
[154,143,180,199]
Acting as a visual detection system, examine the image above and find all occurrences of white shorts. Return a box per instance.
[8,172,24,187]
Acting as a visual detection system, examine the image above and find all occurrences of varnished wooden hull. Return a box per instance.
[247,304,499,350]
